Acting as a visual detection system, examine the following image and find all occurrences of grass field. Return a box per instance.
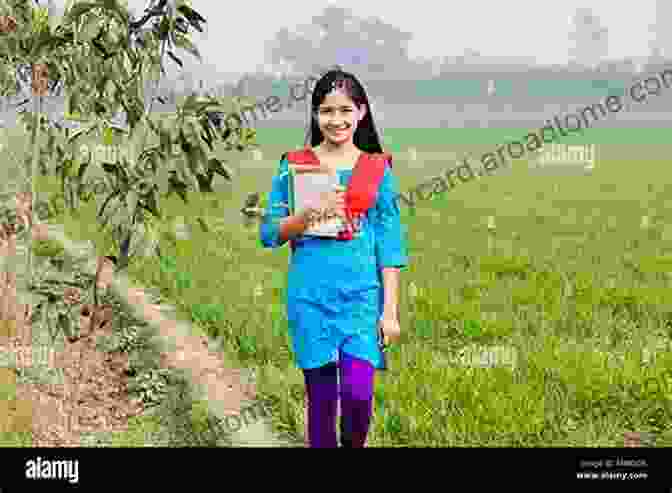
[4,123,672,446]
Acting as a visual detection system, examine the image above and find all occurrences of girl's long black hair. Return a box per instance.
[304,69,384,154]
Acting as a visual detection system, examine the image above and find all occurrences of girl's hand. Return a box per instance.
[380,311,401,346]
[300,185,347,226]
[298,206,321,226]
[319,184,346,221]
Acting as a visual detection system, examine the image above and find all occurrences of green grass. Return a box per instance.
[6,124,672,446]
[0,367,33,446]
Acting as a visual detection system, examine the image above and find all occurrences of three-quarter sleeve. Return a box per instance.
[259,157,290,248]
[373,165,408,269]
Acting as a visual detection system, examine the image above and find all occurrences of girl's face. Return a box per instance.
[315,84,366,147]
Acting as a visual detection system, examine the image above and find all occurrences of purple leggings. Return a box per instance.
[303,350,375,448]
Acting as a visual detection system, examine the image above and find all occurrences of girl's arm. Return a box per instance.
[260,157,316,247]
[260,159,292,248]
[381,267,400,319]
[373,166,408,318]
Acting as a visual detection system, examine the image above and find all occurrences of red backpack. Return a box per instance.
[282,147,392,252]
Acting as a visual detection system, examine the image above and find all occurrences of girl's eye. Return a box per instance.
[319,108,353,114]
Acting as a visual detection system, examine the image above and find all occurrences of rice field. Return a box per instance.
[4,123,672,446]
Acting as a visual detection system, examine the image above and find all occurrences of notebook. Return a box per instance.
[288,164,345,238]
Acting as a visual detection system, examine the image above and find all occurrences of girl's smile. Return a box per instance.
[326,125,350,138]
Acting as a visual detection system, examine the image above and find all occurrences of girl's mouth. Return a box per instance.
[327,126,349,136]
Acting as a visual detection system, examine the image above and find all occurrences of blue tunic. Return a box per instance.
[259,155,409,370]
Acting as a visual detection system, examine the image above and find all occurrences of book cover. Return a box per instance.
[288,164,345,238]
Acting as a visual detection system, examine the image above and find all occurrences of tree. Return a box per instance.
[265,6,413,78]
[354,15,412,74]
[0,0,258,272]
[264,26,320,76]
[568,7,609,69]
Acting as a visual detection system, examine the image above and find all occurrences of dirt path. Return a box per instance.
[32,221,295,446]
[0,215,147,446]
[1,196,296,446]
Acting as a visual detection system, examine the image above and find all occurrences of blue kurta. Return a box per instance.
[259,155,409,370]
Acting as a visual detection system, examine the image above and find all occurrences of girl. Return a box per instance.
[260,69,408,447]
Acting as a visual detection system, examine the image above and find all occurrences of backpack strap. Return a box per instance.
[342,152,391,239]
[284,148,321,165]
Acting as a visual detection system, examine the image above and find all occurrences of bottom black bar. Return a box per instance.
[0,447,667,490]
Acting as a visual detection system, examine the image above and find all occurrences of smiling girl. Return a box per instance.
[260,69,408,447]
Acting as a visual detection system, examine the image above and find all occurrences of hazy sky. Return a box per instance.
[55,0,664,80]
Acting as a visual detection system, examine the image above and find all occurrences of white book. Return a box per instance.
[288,164,345,238]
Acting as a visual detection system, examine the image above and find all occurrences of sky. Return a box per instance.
[50,0,667,83]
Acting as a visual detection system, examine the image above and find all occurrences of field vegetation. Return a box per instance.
[13,126,671,446]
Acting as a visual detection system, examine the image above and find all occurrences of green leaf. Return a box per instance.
[176,5,206,31]
[30,30,64,59]
[191,100,220,116]
[65,2,99,24]
[167,172,189,204]
[167,50,182,68]
[80,10,102,41]
[101,162,116,174]
[100,0,129,25]
[172,32,201,61]
[134,177,153,196]
[97,191,122,224]
[196,216,209,233]
[137,146,161,166]
[144,115,161,138]
[67,122,98,145]
[180,94,199,114]
[155,168,171,196]
[127,188,141,213]
[143,189,161,219]
[58,312,74,340]
[207,158,232,180]
[187,145,207,176]
[198,118,215,151]
[103,126,114,146]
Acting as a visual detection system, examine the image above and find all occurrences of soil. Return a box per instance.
[1,284,256,446]
[3,321,144,446]
[1,215,256,447]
